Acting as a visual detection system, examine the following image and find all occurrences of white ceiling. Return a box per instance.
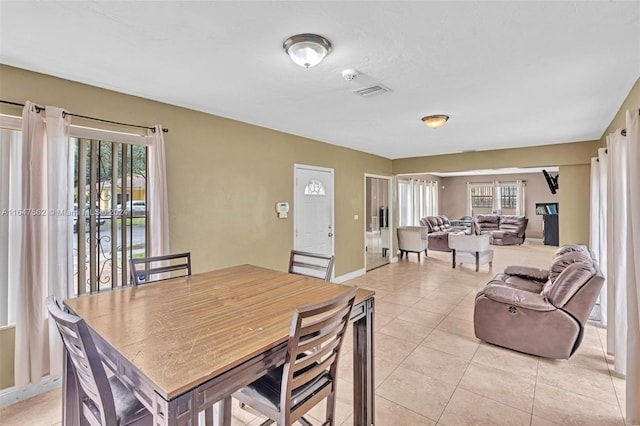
[1,1,639,159]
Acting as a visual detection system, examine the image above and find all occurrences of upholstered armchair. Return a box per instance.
[448,233,494,272]
[397,226,429,261]
[473,245,604,359]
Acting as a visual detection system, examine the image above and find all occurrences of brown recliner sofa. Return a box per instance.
[473,245,604,359]
[420,215,467,252]
[472,214,528,245]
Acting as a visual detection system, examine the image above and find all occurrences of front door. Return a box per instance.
[294,165,334,258]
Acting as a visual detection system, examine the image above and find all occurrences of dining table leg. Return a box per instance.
[207,397,231,426]
[352,297,375,426]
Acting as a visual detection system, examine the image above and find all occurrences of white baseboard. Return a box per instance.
[0,375,61,408]
[333,268,366,283]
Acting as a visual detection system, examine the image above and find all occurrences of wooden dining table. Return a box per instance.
[63,264,375,426]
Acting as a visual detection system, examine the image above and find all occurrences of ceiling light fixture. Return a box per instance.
[421,115,450,129]
[283,33,332,68]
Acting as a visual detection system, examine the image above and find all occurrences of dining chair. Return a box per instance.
[233,287,357,426]
[288,250,335,282]
[46,295,152,426]
[129,252,191,285]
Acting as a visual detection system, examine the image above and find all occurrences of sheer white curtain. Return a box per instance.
[398,179,412,226]
[398,178,438,226]
[426,180,438,217]
[15,102,71,387]
[0,125,23,328]
[492,181,501,214]
[624,109,640,424]
[607,129,628,376]
[147,125,170,257]
[589,151,608,328]
[515,180,526,216]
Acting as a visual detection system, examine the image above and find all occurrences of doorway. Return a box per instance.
[365,175,391,271]
[294,164,335,260]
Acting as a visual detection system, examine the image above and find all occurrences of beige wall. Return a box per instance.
[558,164,591,245]
[440,173,559,239]
[392,141,599,245]
[0,326,15,389]
[0,65,391,277]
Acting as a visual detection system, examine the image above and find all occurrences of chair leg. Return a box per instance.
[324,389,336,426]
[452,249,456,268]
[417,252,421,262]
[299,417,315,426]
[475,252,480,272]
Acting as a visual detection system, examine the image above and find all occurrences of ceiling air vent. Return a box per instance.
[352,84,391,98]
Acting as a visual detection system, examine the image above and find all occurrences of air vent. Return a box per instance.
[352,84,391,98]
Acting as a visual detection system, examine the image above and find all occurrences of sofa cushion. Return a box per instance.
[491,273,547,293]
[554,245,588,258]
[476,215,500,231]
[543,262,596,307]
[548,251,592,282]
[504,265,549,282]
[498,215,526,237]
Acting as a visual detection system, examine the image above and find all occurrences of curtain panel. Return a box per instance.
[15,102,71,387]
[624,109,640,424]
[147,125,170,257]
[599,109,640,424]
[589,152,608,328]
[607,130,629,376]
[398,178,438,226]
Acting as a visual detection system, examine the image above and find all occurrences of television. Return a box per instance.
[542,169,559,195]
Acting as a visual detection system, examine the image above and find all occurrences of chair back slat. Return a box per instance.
[129,252,191,285]
[289,250,335,281]
[46,296,116,425]
[291,354,336,390]
[294,337,340,372]
[280,288,357,417]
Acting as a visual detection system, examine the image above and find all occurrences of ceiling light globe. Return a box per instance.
[284,34,332,68]
[421,115,450,129]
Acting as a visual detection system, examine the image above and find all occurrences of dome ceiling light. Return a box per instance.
[421,115,450,129]
[283,33,332,68]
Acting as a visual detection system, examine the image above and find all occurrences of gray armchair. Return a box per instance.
[397,226,429,261]
[474,245,604,359]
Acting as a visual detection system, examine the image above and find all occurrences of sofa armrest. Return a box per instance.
[503,265,549,282]
[479,282,556,311]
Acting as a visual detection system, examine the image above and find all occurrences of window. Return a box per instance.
[304,179,325,196]
[470,185,493,209]
[72,138,148,295]
[467,181,525,216]
[500,184,517,209]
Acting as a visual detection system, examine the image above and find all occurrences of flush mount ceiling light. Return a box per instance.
[421,115,450,129]
[283,33,332,68]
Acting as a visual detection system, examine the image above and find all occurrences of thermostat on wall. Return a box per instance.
[276,202,289,218]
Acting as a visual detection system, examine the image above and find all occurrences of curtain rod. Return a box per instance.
[0,99,168,133]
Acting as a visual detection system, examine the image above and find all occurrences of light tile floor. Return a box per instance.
[0,242,629,425]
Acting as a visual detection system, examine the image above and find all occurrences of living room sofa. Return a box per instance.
[472,214,528,245]
[419,215,467,252]
[473,245,604,359]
